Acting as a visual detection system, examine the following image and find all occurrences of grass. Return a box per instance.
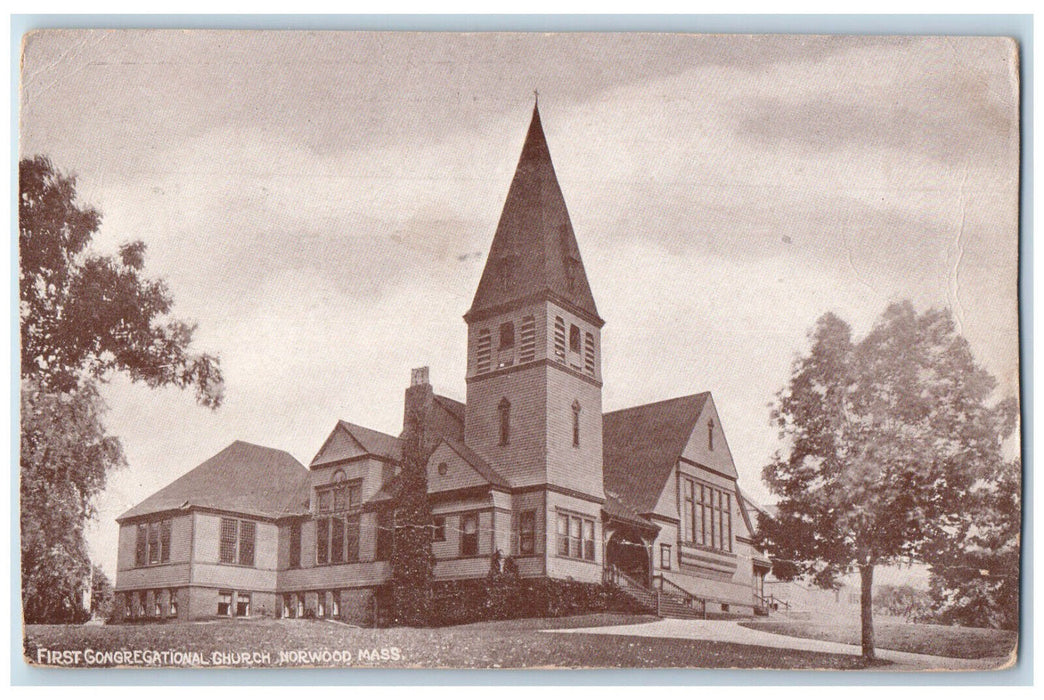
[739,619,1017,660]
[24,614,884,670]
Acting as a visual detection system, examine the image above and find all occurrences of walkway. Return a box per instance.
[548,618,1012,671]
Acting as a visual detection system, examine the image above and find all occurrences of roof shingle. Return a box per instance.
[117,441,309,521]
[602,393,710,514]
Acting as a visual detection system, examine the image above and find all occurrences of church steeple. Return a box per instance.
[466,102,602,326]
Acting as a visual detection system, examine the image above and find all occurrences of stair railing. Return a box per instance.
[651,574,707,619]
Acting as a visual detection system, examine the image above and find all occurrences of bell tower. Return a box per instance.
[463,101,605,506]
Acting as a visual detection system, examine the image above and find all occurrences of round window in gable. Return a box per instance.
[437,462,449,476]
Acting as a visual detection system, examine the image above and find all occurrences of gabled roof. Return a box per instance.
[602,393,711,514]
[433,394,465,427]
[439,436,510,489]
[466,103,601,324]
[310,420,402,468]
[117,441,309,522]
[603,491,659,532]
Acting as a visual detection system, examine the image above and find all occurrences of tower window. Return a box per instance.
[498,397,511,446]
[476,329,492,374]
[499,322,514,350]
[572,400,581,448]
[584,332,596,376]
[708,419,714,451]
[519,316,536,363]
[569,324,581,353]
[553,317,566,360]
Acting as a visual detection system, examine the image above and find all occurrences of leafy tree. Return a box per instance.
[19,156,224,623]
[872,584,933,623]
[20,156,222,403]
[90,565,115,621]
[21,379,122,623]
[757,302,1017,660]
[921,457,1020,630]
[389,405,436,626]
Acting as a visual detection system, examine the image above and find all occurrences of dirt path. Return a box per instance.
[548,618,1013,671]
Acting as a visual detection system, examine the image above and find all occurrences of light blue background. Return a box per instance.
[9,13,1033,687]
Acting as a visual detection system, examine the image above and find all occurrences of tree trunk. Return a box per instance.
[860,563,876,661]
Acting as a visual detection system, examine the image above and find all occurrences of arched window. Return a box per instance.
[572,400,581,448]
[569,324,581,353]
[498,397,511,446]
[519,316,536,362]
[499,321,514,350]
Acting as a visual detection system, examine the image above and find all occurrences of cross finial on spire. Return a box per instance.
[534,88,539,106]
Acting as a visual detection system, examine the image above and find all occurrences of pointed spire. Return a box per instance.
[466,101,602,326]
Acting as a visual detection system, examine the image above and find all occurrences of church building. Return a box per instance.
[113,102,771,624]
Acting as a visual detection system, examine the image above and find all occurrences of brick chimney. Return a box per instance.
[403,366,434,450]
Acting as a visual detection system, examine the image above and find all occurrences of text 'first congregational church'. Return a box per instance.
[113,102,772,623]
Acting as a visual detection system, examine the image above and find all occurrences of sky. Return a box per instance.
[19,31,1020,580]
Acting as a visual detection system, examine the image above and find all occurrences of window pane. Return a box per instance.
[569,324,581,353]
[461,513,478,556]
[557,514,569,556]
[432,515,445,543]
[316,518,329,564]
[583,520,595,561]
[219,519,237,564]
[499,322,514,349]
[148,522,160,564]
[160,520,172,562]
[317,490,331,513]
[136,523,147,566]
[289,521,301,568]
[330,517,344,563]
[333,486,346,511]
[217,591,232,617]
[239,521,256,566]
[236,592,250,617]
[345,514,360,561]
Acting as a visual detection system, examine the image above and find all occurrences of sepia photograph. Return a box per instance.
[17,29,1021,672]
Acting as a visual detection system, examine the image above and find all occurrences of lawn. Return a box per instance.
[739,619,1017,660]
[25,614,883,670]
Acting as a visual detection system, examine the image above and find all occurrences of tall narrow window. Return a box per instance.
[330,516,345,563]
[289,521,301,568]
[461,513,479,556]
[683,479,695,543]
[498,398,511,446]
[519,316,536,363]
[476,328,492,374]
[519,510,536,555]
[135,523,147,567]
[432,515,446,542]
[219,519,238,564]
[159,519,172,562]
[572,400,581,448]
[238,521,256,566]
[499,322,514,349]
[569,324,581,353]
[236,592,251,617]
[553,317,566,360]
[345,514,360,562]
[557,514,570,556]
[582,520,595,561]
[661,543,672,570]
[316,518,329,564]
[584,332,595,376]
[168,589,178,617]
[708,419,714,451]
[147,522,160,564]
